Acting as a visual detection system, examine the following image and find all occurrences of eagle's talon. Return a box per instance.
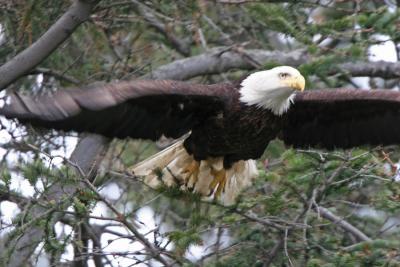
[209,168,227,198]
[183,161,200,189]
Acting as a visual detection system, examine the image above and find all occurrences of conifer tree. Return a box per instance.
[1,1,400,266]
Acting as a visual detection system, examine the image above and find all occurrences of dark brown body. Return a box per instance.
[183,85,282,167]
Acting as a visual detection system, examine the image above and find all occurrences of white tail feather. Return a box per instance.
[222,159,258,204]
[131,140,258,205]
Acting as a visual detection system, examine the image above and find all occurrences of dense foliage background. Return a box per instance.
[1,0,400,266]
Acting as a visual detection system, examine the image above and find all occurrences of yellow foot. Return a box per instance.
[209,168,227,197]
[183,161,200,190]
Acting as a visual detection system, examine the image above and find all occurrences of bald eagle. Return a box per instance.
[1,66,400,203]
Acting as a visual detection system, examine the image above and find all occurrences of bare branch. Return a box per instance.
[342,239,400,252]
[8,45,400,88]
[81,176,175,266]
[149,47,400,80]
[317,206,371,242]
[147,47,307,80]
[1,135,109,267]
[0,0,98,90]
[31,67,81,85]
[131,0,191,56]
[286,181,371,243]
[339,61,400,79]
[0,2,102,264]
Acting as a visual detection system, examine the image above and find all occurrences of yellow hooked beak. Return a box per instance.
[283,75,306,91]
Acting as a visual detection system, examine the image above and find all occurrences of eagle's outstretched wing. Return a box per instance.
[282,89,400,149]
[0,80,229,140]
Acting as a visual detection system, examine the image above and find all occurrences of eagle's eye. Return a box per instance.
[279,72,290,79]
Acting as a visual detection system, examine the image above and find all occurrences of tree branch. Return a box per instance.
[0,2,100,265]
[147,47,307,80]
[148,47,400,80]
[316,206,371,242]
[339,61,400,79]
[81,176,174,266]
[0,0,98,90]
[0,135,109,267]
[31,67,81,85]
[131,0,191,56]
[342,239,400,252]
[286,182,371,243]
[9,46,400,85]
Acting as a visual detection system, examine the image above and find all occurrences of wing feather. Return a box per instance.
[282,89,400,149]
[0,80,229,140]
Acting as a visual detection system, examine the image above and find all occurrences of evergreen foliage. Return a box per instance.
[1,0,400,266]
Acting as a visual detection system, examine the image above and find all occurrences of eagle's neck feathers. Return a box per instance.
[239,84,295,115]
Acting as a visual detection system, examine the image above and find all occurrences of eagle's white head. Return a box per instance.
[239,66,305,115]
